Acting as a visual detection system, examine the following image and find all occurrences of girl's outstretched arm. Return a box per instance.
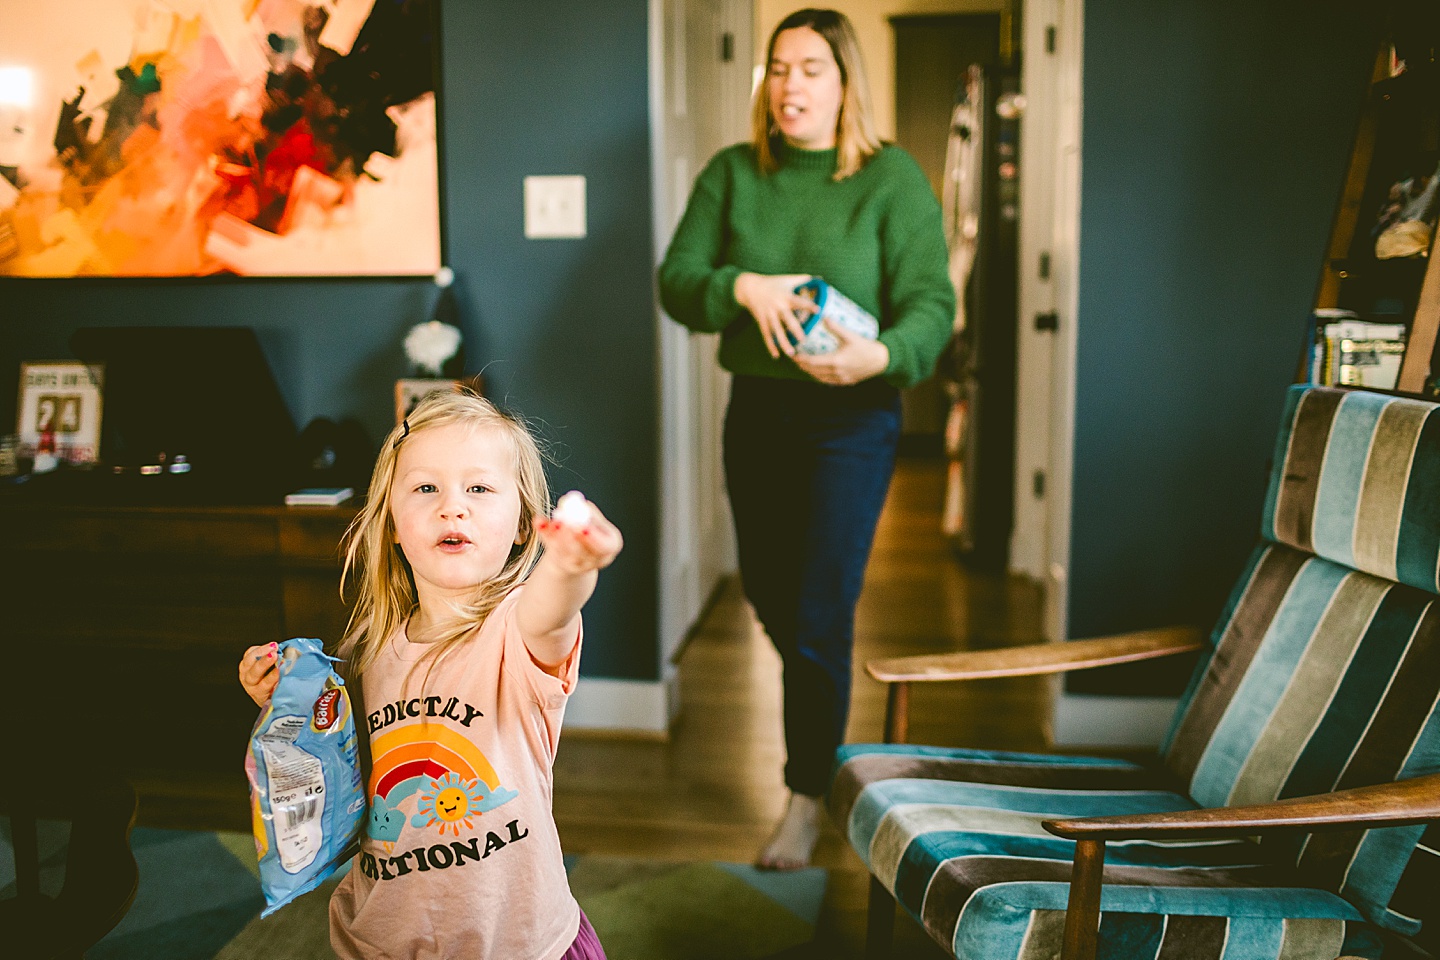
[517,496,623,674]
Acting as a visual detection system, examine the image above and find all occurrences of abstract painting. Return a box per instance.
[0,0,441,277]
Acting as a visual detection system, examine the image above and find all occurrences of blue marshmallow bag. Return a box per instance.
[790,278,880,355]
[245,637,365,916]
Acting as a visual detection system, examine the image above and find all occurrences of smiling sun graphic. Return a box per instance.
[413,773,486,835]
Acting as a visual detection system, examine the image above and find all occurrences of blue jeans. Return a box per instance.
[724,375,901,797]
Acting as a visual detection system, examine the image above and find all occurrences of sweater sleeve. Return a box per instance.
[657,150,748,334]
[875,152,958,389]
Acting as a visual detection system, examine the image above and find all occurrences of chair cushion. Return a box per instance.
[1261,385,1440,593]
[1162,543,1440,937]
[829,744,1382,959]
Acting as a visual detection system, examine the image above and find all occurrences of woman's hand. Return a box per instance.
[734,272,816,359]
[238,642,280,707]
[794,318,890,386]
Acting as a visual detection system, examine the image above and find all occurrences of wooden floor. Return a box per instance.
[552,456,1050,959]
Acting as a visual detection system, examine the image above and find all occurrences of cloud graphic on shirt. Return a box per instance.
[367,795,407,843]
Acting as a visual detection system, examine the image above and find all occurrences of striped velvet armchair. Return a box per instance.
[830,385,1440,960]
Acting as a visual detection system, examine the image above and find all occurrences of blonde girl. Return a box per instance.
[240,386,619,960]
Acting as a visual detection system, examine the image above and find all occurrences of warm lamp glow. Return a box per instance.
[0,66,34,109]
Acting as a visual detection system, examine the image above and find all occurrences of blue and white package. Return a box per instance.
[245,637,365,916]
[791,278,880,355]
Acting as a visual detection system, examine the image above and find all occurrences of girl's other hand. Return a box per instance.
[734,272,816,359]
[238,642,280,707]
[535,498,624,574]
[793,317,890,386]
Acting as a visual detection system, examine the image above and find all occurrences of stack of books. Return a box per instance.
[284,486,355,507]
[1308,310,1407,389]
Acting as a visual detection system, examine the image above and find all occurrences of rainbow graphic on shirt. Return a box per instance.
[367,722,518,842]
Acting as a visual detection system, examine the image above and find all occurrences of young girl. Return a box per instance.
[238,387,620,960]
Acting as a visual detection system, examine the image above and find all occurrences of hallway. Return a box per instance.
[553,455,1049,956]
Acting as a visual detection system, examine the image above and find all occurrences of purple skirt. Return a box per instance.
[559,909,606,960]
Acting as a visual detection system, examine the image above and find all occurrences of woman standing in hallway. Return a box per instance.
[657,8,955,869]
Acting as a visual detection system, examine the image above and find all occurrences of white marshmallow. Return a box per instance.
[552,490,591,529]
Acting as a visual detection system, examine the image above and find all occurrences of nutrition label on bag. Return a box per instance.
[258,715,327,873]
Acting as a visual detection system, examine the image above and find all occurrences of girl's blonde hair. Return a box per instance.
[337,384,551,679]
[751,8,882,180]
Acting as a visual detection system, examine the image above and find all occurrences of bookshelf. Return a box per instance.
[1313,14,1440,394]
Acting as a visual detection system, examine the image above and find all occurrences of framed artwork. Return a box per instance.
[16,361,104,463]
[0,0,441,278]
[394,377,475,423]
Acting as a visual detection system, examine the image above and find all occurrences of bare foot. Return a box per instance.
[756,793,822,870]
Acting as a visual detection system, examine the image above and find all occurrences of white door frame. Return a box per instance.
[650,0,749,723]
[1045,0,1081,650]
[1011,0,1059,585]
[1013,0,1080,648]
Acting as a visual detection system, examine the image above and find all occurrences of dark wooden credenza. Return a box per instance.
[1,501,358,827]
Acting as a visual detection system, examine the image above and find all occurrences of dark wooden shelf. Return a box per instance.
[0,501,358,831]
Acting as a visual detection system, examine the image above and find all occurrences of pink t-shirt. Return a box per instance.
[330,586,582,960]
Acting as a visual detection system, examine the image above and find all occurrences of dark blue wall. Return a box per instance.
[1067,0,1381,693]
[0,0,659,681]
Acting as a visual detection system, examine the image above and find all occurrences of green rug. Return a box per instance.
[2,822,827,960]
[565,855,828,960]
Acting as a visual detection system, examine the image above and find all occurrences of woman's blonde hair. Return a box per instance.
[751,8,882,180]
[336,384,551,680]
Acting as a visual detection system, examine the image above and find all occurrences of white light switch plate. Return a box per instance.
[524,175,586,239]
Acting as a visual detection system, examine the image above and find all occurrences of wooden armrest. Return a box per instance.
[866,626,1204,684]
[1043,772,1440,841]
[1050,771,1440,960]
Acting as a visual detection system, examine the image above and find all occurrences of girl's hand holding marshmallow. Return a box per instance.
[518,492,624,672]
[534,491,624,574]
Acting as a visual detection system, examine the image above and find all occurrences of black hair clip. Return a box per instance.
[393,418,410,449]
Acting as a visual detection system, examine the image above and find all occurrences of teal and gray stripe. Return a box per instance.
[1265,386,1440,593]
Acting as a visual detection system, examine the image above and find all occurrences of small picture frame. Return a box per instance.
[16,361,105,463]
[395,378,477,424]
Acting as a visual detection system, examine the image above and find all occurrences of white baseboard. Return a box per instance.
[565,676,678,735]
[1052,693,1179,749]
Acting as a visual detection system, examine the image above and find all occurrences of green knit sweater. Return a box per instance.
[658,142,956,389]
